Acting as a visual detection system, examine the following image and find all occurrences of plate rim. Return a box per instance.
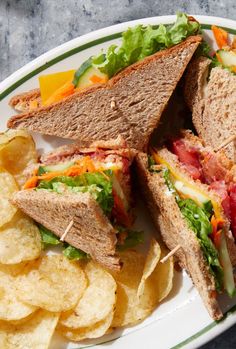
[1,13,236,349]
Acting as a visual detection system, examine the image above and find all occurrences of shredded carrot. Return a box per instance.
[210,216,224,248]
[231,66,236,73]
[89,75,108,84]
[212,25,228,49]
[38,171,63,180]
[23,176,39,189]
[44,81,75,106]
[23,156,113,188]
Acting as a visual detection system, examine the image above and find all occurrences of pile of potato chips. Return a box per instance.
[0,130,174,348]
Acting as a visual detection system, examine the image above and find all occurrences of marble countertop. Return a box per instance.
[1,1,236,348]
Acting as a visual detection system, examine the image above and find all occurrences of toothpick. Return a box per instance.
[214,135,236,152]
[110,98,116,110]
[160,245,181,263]
[60,220,74,242]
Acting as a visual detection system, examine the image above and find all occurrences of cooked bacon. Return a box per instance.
[170,139,203,180]
[201,153,230,184]
[210,181,231,220]
[229,185,236,238]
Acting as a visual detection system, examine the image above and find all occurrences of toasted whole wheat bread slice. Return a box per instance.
[8,36,201,150]
[184,57,236,160]
[135,152,224,320]
[12,190,120,270]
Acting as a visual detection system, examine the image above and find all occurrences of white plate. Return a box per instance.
[1,14,236,349]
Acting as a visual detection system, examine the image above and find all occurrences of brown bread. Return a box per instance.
[12,190,120,270]
[185,57,236,160]
[135,152,224,320]
[8,36,201,150]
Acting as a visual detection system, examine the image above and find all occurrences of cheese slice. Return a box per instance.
[152,152,222,219]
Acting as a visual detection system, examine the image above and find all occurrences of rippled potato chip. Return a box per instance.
[0,270,37,321]
[16,255,87,312]
[111,250,145,327]
[0,309,59,348]
[112,243,174,327]
[59,311,113,342]
[0,130,38,187]
[145,251,174,303]
[137,239,161,298]
[0,168,18,228]
[0,211,42,264]
[60,261,116,329]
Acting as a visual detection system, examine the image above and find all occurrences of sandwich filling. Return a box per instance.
[149,145,235,297]
[24,148,143,258]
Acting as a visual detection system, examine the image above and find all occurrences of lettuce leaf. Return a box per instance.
[37,171,114,215]
[93,13,200,78]
[162,168,223,291]
[178,199,223,290]
[38,224,61,247]
[38,224,88,260]
[63,245,88,260]
[117,228,144,251]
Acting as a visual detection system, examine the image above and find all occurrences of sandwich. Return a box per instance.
[7,13,202,150]
[135,130,236,320]
[184,25,236,160]
[12,137,142,271]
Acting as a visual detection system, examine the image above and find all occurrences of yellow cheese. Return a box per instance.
[39,70,76,105]
[152,151,222,219]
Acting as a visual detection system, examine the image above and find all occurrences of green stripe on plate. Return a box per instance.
[74,303,236,349]
[1,23,236,102]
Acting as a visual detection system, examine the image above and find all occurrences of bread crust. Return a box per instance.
[184,57,236,160]
[12,190,120,270]
[135,152,223,320]
[8,36,201,150]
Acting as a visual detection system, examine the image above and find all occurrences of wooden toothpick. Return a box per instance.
[214,135,236,152]
[160,245,181,263]
[60,220,74,242]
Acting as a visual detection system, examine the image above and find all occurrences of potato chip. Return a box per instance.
[137,239,161,298]
[0,270,37,321]
[0,309,59,349]
[0,168,18,228]
[0,262,27,276]
[16,255,87,312]
[146,252,174,303]
[0,130,38,187]
[0,211,42,264]
[111,250,145,327]
[59,311,113,342]
[60,261,116,328]
[112,246,174,327]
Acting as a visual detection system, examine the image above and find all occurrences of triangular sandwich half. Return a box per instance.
[135,130,236,320]
[12,138,137,270]
[8,35,201,150]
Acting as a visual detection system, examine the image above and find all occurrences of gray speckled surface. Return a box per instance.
[1,1,236,348]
